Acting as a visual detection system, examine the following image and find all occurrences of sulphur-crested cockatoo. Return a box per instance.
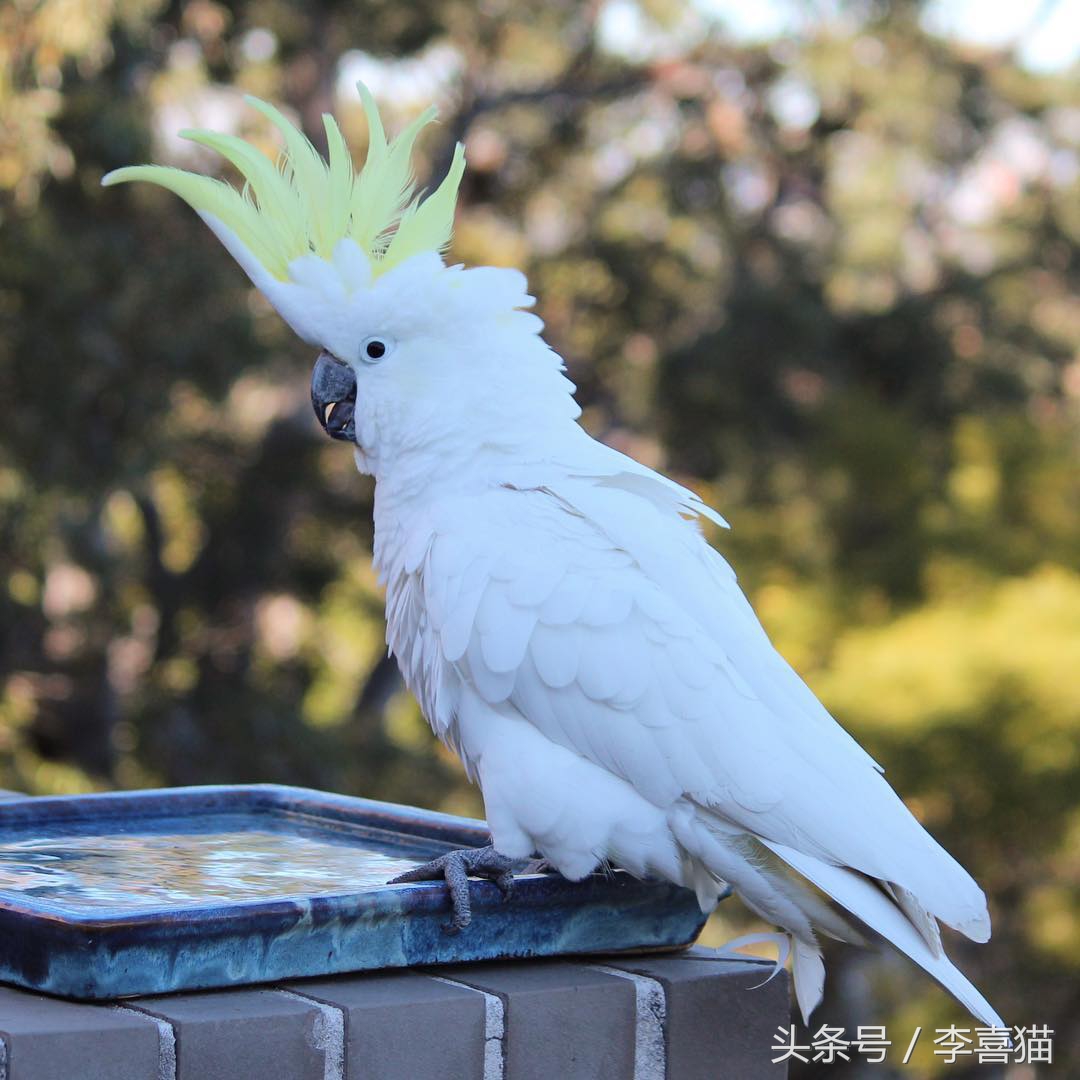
[105,87,1002,1027]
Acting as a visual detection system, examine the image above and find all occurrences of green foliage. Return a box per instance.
[1,1,1078,1071]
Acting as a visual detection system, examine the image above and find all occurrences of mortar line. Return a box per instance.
[273,987,346,1080]
[590,965,668,1080]
[111,1004,177,1080]
[427,973,505,1080]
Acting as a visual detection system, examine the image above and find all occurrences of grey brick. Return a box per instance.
[285,970,486,1080]
[433,960,636,1080]
[133,987,325,1080]
[0,985,160,1080]
[603,948,791,1079]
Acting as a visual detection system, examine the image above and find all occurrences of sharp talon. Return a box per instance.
[445,911,470,933]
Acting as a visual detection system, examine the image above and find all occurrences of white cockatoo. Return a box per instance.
[105,87,1003,1027]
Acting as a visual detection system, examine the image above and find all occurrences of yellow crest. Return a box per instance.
[103,85,465,281]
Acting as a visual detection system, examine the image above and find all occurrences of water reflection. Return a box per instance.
[0,821,425,910]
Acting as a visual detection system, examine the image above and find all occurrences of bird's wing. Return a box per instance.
[422,480,989,942]
[507,434,885,773]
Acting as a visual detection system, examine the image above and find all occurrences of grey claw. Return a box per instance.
[388,844,516,932]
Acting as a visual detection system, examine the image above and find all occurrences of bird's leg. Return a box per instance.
[388,844,516,932]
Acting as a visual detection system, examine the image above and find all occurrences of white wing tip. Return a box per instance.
[954,911,992,943]
[695,501,731,529]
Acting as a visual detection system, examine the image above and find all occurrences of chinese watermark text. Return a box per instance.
[771,1024,1053,1065]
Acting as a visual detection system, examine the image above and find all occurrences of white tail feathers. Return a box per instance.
[710,931,824,1025]
[792,939,826,1024]
[764,839,1005,1029]
[886,881,944,957]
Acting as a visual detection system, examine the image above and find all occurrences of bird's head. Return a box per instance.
[104,86,577,478]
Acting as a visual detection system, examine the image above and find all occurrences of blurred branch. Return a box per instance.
[354,653,403,717]
[133,491,179,662]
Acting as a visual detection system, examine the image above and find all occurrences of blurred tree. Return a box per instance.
[1,0,1078,1072]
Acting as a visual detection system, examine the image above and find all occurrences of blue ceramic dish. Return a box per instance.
[0,784,711,1000]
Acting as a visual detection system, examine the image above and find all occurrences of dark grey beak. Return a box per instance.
[311,350,357,442]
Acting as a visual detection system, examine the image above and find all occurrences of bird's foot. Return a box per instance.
[389,844,515,932]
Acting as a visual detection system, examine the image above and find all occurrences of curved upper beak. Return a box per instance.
[311,350,357,442]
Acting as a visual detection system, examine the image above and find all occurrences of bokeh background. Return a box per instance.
[2,0,1078,1074]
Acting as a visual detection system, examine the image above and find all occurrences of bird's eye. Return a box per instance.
[361,336,390,363]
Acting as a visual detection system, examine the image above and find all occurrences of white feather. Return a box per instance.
[765,840,1004,1028]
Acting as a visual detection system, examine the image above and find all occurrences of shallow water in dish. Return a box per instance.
[0,816,426,911]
